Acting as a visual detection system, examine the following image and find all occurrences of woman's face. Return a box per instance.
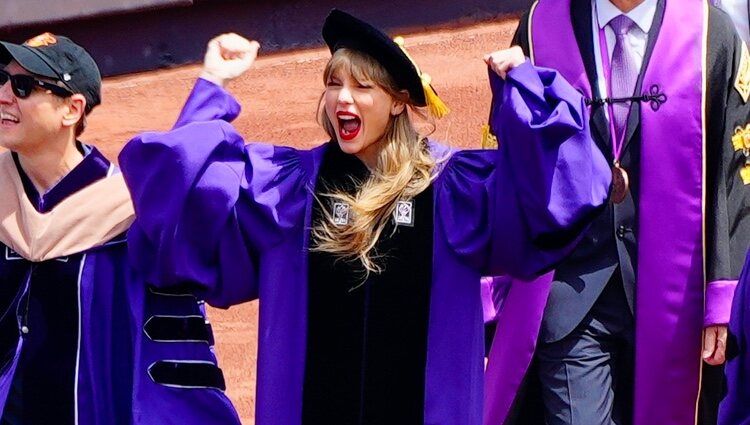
[324,65,404,168]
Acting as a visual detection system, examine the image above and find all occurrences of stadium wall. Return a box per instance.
[0,0,531,76]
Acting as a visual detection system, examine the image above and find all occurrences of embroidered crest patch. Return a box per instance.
[734,42,750,103]
[332,201,350,226]
[394,200,415,227]
[5,246,22,261]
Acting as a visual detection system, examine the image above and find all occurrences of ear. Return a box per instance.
[391,100,406,116]
[61,94,86,128]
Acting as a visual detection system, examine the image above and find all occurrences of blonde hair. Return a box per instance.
[312,48,437,276]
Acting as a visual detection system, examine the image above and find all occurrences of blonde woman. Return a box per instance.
[119,9,610,425]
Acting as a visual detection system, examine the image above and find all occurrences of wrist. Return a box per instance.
[199,71,227,88]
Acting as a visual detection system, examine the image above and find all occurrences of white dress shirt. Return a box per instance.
[592,0,658,100]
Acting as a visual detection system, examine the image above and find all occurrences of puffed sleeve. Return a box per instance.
[119,79,309,308]
[437,62,610,279]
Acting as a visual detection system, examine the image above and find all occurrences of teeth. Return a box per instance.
[339,115,356,121]
[0,112,18,123]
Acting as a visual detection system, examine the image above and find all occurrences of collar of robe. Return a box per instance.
[0,151,134,262]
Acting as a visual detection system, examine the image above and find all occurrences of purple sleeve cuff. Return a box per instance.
[172,78,242,128]
[704,279,738,326]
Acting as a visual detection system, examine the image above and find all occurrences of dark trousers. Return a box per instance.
[535,277,635,425]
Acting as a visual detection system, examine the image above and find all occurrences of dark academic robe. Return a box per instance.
[118,61,611,425]
[0,146,241,425]
[485,1,750,425]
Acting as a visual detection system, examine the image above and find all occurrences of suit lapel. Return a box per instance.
[572,0,613,162]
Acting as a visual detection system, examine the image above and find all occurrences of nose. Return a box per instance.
[0,78,14,104]
[337,86,354,105]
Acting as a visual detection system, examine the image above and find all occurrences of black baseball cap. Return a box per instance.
[0,32,101,113]
[322,9,426,106]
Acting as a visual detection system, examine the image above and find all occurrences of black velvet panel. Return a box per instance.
[148,360,226,390]
[143,315,211,343]
[302,141,434,425]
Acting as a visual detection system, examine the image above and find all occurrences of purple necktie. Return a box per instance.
[609,15,638,144]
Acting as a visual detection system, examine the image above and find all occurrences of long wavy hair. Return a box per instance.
[311,48,437,276]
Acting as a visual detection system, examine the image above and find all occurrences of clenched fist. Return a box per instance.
[484,46,526,79]
[200,33,260,87]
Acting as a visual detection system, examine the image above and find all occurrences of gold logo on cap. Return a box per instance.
[25,33,57,48]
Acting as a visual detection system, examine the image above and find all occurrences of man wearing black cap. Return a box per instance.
[0,33,242,424]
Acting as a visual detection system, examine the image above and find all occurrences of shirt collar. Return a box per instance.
[596,0,658,33]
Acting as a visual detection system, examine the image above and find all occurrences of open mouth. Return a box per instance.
[336,111,361,141]
[0,111,19,125]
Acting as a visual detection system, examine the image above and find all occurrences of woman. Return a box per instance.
[119,9,610,425]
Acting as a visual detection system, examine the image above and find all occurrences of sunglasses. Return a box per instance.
[0,69,73,99]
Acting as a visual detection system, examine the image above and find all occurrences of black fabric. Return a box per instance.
[322,9,426,106]
[143,316,211,343]
[0,251,85,425]
[302,141,434,425]
[148,360,226,390]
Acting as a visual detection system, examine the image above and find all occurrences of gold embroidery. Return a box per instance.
[732,125,750,185]
[734,42,750,103]
[741,166,750,185]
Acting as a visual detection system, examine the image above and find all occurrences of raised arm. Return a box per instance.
[485,48,610,278]
[120,34,307,308]
[174,33,260,127]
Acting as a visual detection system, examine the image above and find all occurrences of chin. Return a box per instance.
[337,139,362,156]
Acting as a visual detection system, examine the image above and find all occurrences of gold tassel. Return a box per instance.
[394,36,450,119]
[420,73,450,119]
[481,124,498,149]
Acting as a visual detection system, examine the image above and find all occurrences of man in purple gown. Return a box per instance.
[0,33,240,424]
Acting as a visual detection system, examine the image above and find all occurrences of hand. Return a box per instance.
[484,46,526,79]
[200,33,260,87]
[702,325,728,366]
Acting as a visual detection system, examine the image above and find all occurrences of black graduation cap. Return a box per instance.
[322,9,449,118]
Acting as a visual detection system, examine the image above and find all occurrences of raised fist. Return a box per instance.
[200,33,260,87]
[483,46,526,80]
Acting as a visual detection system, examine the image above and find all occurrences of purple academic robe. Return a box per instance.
[118,61,610,425]
[0,151,241,424]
